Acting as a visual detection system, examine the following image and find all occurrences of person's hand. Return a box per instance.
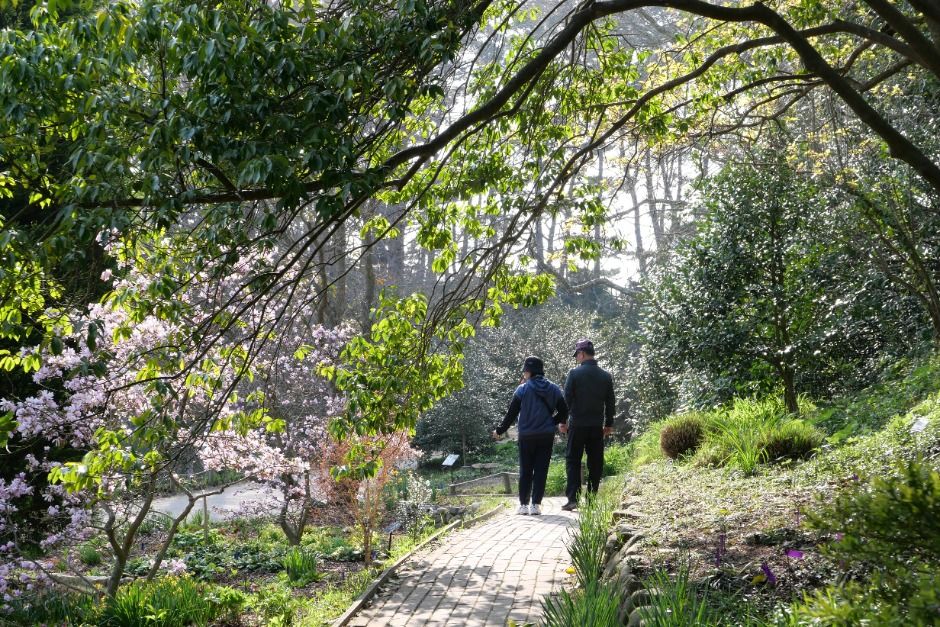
[491,430,501,440]
[603,426,613,437]
[558,424,568,435]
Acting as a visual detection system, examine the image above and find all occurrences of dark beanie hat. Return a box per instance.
[522,356,544,375]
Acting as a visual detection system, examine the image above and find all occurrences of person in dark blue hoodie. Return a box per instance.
[492,356,569,515]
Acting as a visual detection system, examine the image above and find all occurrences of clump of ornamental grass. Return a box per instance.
[639,561,716,626]
[541,484,623,627]
[282,547,322,586]
[78,542,103,567]
[659,412,706,459]
[760,419,823,462]
[99,576,232,627]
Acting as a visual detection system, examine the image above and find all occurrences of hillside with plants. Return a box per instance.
[2,0,939,625]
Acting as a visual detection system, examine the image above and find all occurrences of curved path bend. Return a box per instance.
[348,496,577,627]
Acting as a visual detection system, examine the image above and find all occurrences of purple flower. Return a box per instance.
[760,561,777,585]
[833,532,844,541]
[785,549,804,559]
[714,532,727,567]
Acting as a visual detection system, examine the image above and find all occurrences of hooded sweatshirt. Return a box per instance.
[496,375,569,439]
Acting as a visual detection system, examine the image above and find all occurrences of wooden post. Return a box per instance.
[502,473,512,494]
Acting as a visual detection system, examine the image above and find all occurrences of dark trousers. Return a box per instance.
[565,425,604,503]
[518,437,554,505]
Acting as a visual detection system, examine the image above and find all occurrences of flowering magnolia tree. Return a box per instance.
[200,323,354,545]
[0,232,355,601]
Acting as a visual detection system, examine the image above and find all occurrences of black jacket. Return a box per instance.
[564,359,615,428]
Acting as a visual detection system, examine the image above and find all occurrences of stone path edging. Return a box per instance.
[330,503,506,627]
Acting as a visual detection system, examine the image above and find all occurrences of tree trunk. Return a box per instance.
[593,150,604,280]
[279,498,302,546]
[781,365,799,414]
[628,168,648,279]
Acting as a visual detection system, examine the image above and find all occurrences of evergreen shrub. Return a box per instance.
[805,458,940,566]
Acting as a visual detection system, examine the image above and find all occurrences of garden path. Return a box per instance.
[151,481,280,521]
[347,496,576,626]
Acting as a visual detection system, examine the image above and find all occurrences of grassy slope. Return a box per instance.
[616,355,940,621]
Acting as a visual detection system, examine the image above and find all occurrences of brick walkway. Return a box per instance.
[348,496,577,626]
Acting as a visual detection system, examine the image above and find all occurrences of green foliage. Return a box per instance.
[781,565,940,627]
[138,512,171,535]
[249,580,299,626]
[659,413,706,459]
[568,486,618,589]
[703,397,821,474]
[395,472,433,544]
[171,527,221,550]
[760,419,822,462]
[803,394,940,481]
[203,586,247,625]
[545,461,566,496]
[228,540,285,573]
[782,459,940,626]
[282,547,322,586]
[542,483,622,627]
[78,542,102,567]
[295,567,378,626]
[635,397,823,474]
[178,509,212,533]
[170,528,226,579]
[323,293,467,476]
[639,562,716,626]
[100,576,231,627]
[632,421,668,468]
[3,591,97,625]
[301,526,353,554]
[805,458,940,568]
[635,153,933,421]
[811,352,940,441]
[540,579,622,627]
[602,442,633,476]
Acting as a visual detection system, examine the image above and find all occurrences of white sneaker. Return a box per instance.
[529,504,542,515]
[517,504,529,515]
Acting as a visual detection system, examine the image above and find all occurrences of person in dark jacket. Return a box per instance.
[493,356,568,515]
[559,339,615,511]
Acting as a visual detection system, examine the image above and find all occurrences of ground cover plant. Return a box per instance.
[0,503,462,626]
[633,397,824,475]
[542,482,623,627]
[609,366,940,625]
